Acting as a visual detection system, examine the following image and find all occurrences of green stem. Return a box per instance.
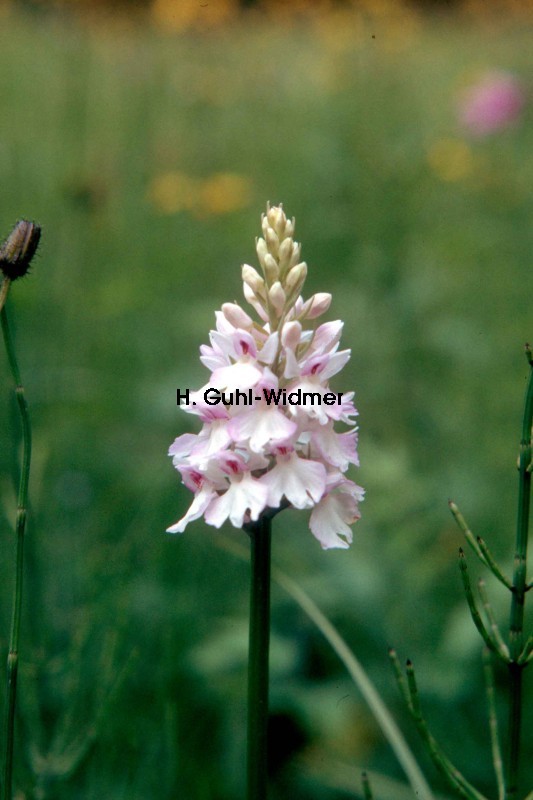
[405,661,489,800]
[478,580,510,662]
[458,550,506,661]
[246,516,272,800]
[506,346,533,799]
[482,650,505,800]
[1,300,32,800]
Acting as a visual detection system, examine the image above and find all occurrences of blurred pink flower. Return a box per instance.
[458,71,525,137]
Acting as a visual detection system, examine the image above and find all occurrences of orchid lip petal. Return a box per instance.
[257,332,279,364]
[260,453,326,510]
[309,489,361,549]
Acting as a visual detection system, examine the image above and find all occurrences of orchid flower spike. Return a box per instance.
[167,204,364,549]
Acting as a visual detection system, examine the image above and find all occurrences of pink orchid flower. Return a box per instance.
[167,205,364,549]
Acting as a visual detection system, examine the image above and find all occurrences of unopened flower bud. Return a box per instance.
[242,281,257,307]
[288,241,301,268]
[268,281,286,314]
[255,237,268,268]
[303,292,332,319]
[0,220,41,280]
[281,320,302,350]
[265,226,280,257]
[242,264,266,298]
[278,238,301,278]
[266,204,286,236]
[222,302,253,329]
[284,218,295,239]
[243,282,268,320]
[263,253,279,284]
[285,262,307,295]
[277,237,292,269]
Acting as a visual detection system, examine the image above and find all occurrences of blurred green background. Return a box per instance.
[0,1,532,797]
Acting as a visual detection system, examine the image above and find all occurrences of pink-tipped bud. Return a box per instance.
[0,220,41,280]
[304,292,332,319]
[281,320,302,350]
[222,302,253,329]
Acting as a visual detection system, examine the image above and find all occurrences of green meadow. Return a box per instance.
[0,5,532,798]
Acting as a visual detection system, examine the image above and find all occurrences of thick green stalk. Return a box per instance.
[505,348,533,799]
[247,516,272,800]
[1,301,32,800]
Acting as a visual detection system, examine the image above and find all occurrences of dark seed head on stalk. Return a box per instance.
[0,220,41,280]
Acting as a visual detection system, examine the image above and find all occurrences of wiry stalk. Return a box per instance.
[458,551,508,662]
[1,295,32,800]
[505,345,533,799]
[401,658,489,800]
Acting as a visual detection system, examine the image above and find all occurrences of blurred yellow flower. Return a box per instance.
[427,139,474,183]
[147,171,199,215]
[199,173,253,215]
[147,171,253,216]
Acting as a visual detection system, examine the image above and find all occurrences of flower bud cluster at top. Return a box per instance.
[244,206,307,333]
[167,204,363,549]
[243,206,334,338]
